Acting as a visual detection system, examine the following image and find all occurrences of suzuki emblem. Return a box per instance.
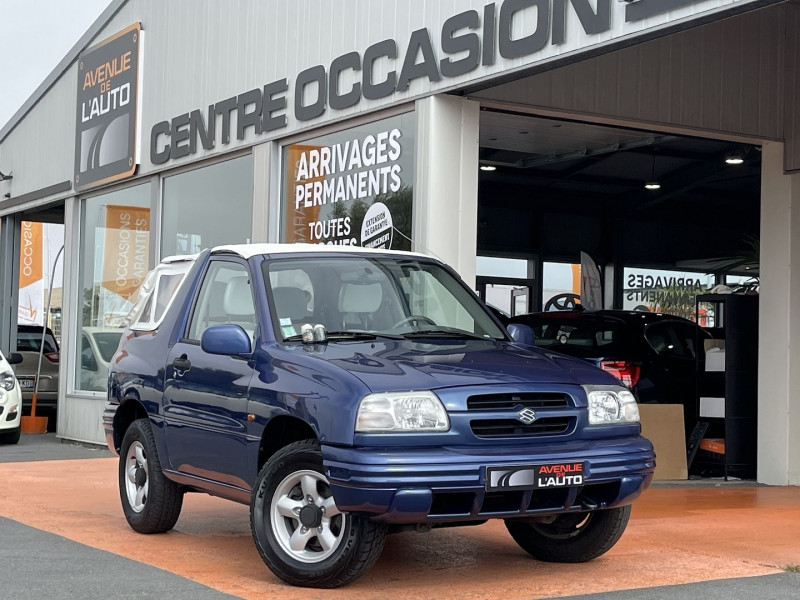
[518,407,537,424]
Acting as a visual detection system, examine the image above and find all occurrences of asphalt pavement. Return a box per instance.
[1,433,798,600]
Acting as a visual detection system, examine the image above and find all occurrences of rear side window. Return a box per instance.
[644,321,706,358]
[17,330,58,353]
[126,259,194,331]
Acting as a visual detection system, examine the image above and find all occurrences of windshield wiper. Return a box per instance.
[402,328,489,341]
[326,330,405,340]
[283,330,404,342]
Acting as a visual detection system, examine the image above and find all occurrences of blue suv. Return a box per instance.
[104,244,655,588]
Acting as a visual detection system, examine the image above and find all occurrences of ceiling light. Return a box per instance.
[725,155,744,165]
[480,165,496,171]
[644,149,660,190]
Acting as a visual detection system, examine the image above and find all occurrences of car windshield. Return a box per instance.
[263,255,506,342]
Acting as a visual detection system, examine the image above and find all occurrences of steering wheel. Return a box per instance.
[392,315,437,328]
[544,293,581,312]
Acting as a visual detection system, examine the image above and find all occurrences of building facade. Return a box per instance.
[1,0,799,485]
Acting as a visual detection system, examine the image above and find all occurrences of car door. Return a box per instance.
[162,258,257,490]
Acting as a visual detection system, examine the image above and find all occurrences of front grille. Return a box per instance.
[467,392,570,410]
[470,417,572,438]
[427,481,623,518]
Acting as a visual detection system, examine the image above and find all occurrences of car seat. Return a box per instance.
[272,287,310,324]
[338,282,383,330]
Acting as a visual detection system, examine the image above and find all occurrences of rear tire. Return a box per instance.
[505,505,631,562]
[119,418,183,534]
[250,439,387,588]
[0,426,20,445]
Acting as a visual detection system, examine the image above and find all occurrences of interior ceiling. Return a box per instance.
[21,203,65,224]
[477,108,761,270]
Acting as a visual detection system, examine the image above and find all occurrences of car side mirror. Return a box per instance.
[507,323,535,346]
[6,352,23,365]
[201,324,252,356]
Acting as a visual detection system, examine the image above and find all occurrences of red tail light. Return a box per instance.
[600,360,640,388]
[44,352,59,363]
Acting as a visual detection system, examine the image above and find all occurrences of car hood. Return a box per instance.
[276,338,617,393]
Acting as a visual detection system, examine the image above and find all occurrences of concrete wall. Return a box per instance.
[758,141,800,485]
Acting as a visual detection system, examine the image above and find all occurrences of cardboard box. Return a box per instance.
[699,396,725,418]
[638,404,687,480]
[705,347,726,371]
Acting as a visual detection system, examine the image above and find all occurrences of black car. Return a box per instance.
[506,309,712,437]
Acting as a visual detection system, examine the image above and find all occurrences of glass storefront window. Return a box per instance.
[725,274,759,293]
[281,112,415,250]
[476,256,528,279]
[78,184,150,391]
[542,262,581,311]
[623,267,714,320]
[161,155,253,257]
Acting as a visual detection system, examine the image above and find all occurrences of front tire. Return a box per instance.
[0,426,20,445]
[505,505,631,563]
[119,418,183,534]
[250,439,387,588]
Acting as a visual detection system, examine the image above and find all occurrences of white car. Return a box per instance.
[0,350,23,444]
[80,327,125,392]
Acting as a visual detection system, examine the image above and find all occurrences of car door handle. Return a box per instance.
[172,356,192,371]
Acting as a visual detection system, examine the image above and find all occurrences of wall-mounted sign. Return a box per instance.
[149,0,742,166]
[282,113,414,250]
[623,267,714,319]
[74,23,143,191]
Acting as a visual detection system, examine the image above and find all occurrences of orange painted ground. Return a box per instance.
[1,457,798,599]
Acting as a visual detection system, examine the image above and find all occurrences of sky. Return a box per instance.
[0,0,113,130]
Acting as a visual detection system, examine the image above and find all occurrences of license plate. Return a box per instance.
[18,378,34,389]
[485,462,586,491]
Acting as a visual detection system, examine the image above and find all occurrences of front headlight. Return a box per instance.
[583,385,640,425]
[0,370,15,392]
[356,391,450,432]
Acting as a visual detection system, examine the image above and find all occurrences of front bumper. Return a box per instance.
[323,436,655,524]
[0,392,22,431]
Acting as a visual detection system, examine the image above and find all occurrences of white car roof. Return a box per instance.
[210,243,431,261]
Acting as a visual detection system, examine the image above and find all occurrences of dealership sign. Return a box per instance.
[75,23,143,191]
[150,0,740,165]
[101,205,150,300]
[283,114,413,250]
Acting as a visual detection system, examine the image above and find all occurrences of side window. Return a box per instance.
[672,322,707,359]
[80,334,98,371]
[187,261,256,343]
[153,273,185,323]
[645,322,692,358]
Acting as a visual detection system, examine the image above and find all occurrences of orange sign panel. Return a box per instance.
[284,144,323,243]
[19,221,43,288]
[102,205,150,299]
